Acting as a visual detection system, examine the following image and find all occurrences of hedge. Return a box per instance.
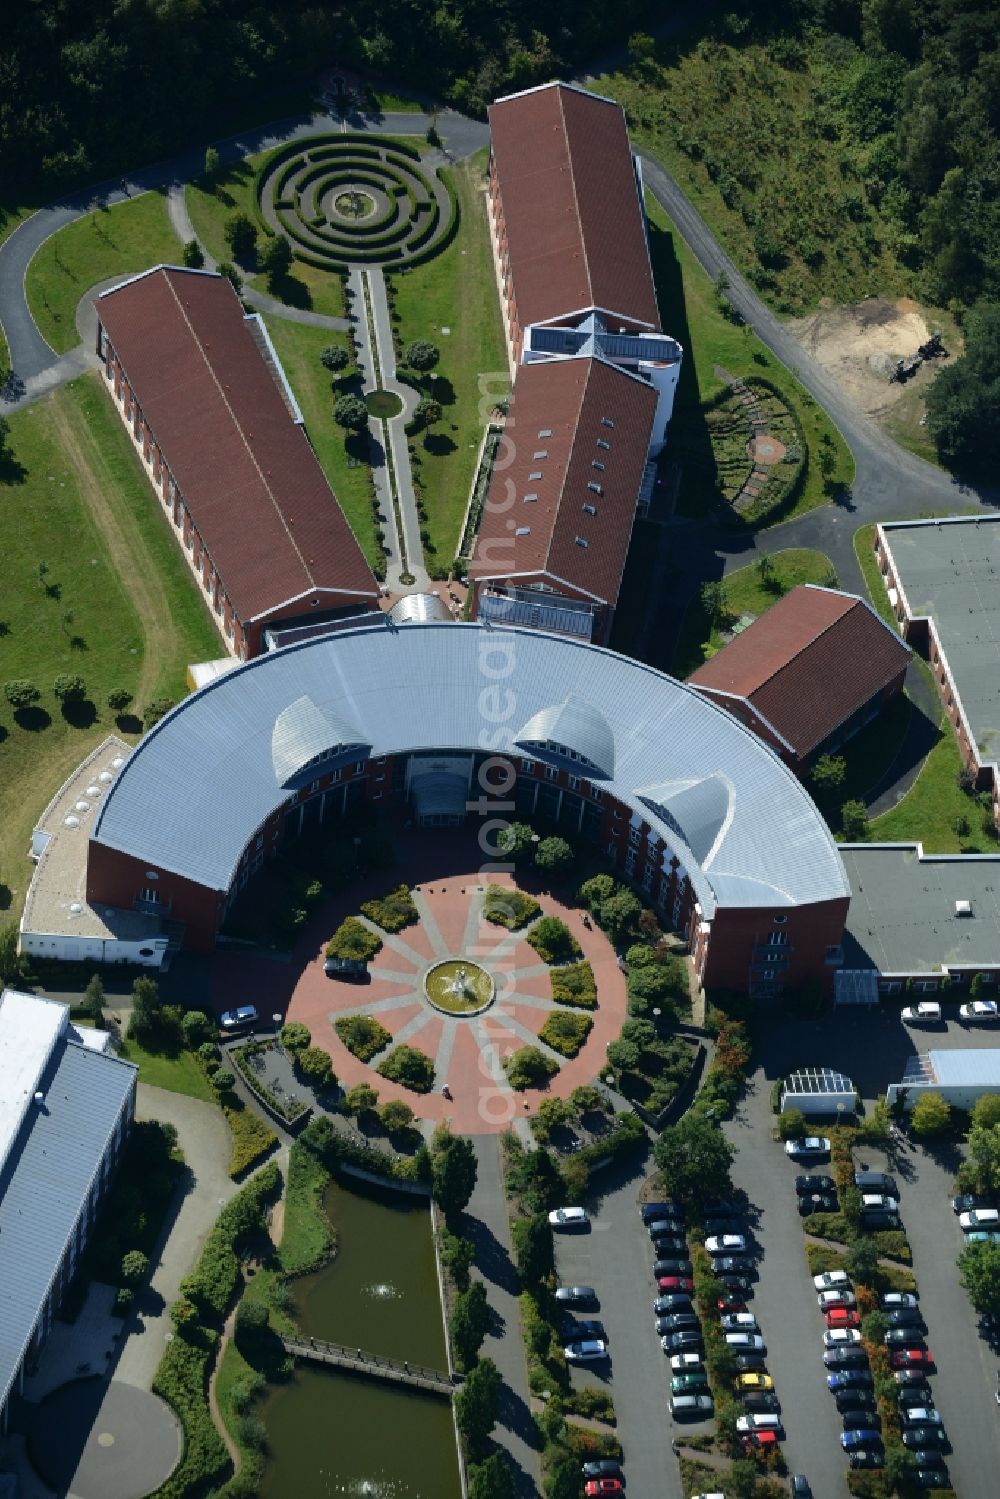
[225,1103,277,1179]
[182,1164,280,1319]
[550,961,598,1010]
[482,885,540,930]
[326,917,382,962]
[376,1043,435,1094]
[334,1013,392,1062]
[538,1010,593,1058]
[527,916,581,965]
[360,884,418,933]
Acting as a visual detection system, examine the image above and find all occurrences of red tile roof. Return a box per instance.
[489,82,660,332]
[97,268,378,623]
[688,586,911,758]
[469,357,657,606]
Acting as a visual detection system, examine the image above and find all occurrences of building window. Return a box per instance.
[544,765,559,782]
[354,761,365,775]
[886,981,902,995]
[629,825,641,846]
[642,864,654,890]
[521,759,535,774]
[567,774,580,791]
[769,930,788,947]
[773,914,787,925]
[625,848,637,873]
[582,503,597,516]
[590,785,602,801]
[574,536,589,548]
[597,438,610,451]
[592,460,605,472]
[825,945,843,965]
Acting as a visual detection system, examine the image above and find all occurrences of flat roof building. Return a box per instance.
[0,990,136,1428]
[887,1048,1000,1112]
[689,586,910,772]
[96,267,380,659]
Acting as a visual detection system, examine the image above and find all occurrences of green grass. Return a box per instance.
[26,191,182,354]
[0,373,220,912]
[671,547,835,678]
[279,1138,336,1277]
[119,1035,216,1100]
[645,194,854,527]
[388,151,508,566]
[185,153,347,320]
[261,316,382,571]
[854,523,895,629]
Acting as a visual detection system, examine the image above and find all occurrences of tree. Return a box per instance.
[259,233,293,288]
[844,1235,880,1286]
[334,394,369,431]
[811,754,847,796]
[181,1009,213,1048]
[224,211,257,263]
[967,1121,1000,1193]
[143,696,176,729]
[926,302,1000,472]
[217,261,243,296]
[212,1068,236,1092]
[432,1128,478,1216]
[107,688,133,714]
[5,680,40,710]
[496,821,537,865]
[343,1082,379,1116]
[627,960,687,1020]
[959,1238,1000,1318]
[296,1047,334,1087]
[379,1099,415,1133]
[281,1021,311,1051]
[320,344,349,373]
[468,1452,516,1499]
[235,1298,269,1343]
[53,673,86,703]
[840,799,870,840]
[653,1112,735,1205]
[534,836,573,881]
[414,396,442,429]
[129,975,162,1040]
[510,1211,553,1286]
[599,888,642,945]
[883,1445,917,1492]
[778,1107,809,1141]
[972,1094,1000,1130]
[909,1090,952,1138]
[544,1454,581,1499]
[204,146,220,177]
[454,1356,501,1458]
[450,1280,490,1370]
[403,339,440,371]
[755,552,774,588]
[627,32,656,71]
[606,1037,640,1072]
[182,238,204,268]
[578,872,615,911]
[121,1249,149,1285]
[700,580,730,627]
[440,1229,475,1290]
[81,972,106,1023]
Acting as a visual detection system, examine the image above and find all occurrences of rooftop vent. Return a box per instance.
[74,800,90,813]
[111,756,125,769]
[601,417,615,429]
[86,784,100,797]
[99,771,114,784]
[63,815,80,829]
[955,899,973,916]
[69,902,83,914]
[582,503,597,516]
[574,536,589,548]
[515,526,531,536]
[597,438,610,451]
[34,1092,44,1105]
[538,428,552,438]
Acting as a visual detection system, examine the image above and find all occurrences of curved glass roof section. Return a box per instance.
[91,623,850,912]
[271,695,368,787]
[515,695,616,779]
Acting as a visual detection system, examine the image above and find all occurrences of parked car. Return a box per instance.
[584,1481,623,1498]
[653,1295,692,1316]
[549,1206,589,1229]
[881,1292,919,1309]
[902,1408,943,1427]
[717,1294,748,1312]
[864,1211,901,1230]
[885,1327,926,1347]
[824,1328,862,1347]
[841,1430,882,1450]
[836,1391,877,1413]
[718,1273,754,1292]
[712,1257,751,1274]
[672,1371,710,1393]
[661,1313,701,1333]
[952,1193,994,1215]
[848,1449,885,1469]
[737,1372,774,1391]
[790,1479,812,1499]
[912,1469,950,1490]
[959,1000,999,1022]
[797,1174,836,1194]
[735,1413,782,1435]
[704,1198,743,1216]
[960,1208,1000,1230]
[670,1393,714,1418]
[726,1332,765,1351]
[734,1352,768,1372]
[721,1312,758,1331]
[814,1270,851,1292]
[706,1234,747,1254]
[897,1385,935,1409]
[902,1002,942,1024]
[740,1431,779,1453]
[641,1201,682,1224]
[907,1453,947,1471]
[855,1171,898,1193]
[670,1352,703,1372]
[656,1276,694,1293]
[219,1005,257,1030]
[664,1330,703,1353]
[564,1339,608,1363]
[843,1411,881,1430]
[653,1242,688,1262]
[785,1136,831,1159]
[651,1259,692,1277]
[323,956,368,980]
[890,1348,934,1370]
[560,1317,605,1339]
[895,1368,932,1386]
[887,1308,925,1329]
[799,1195,838,1216]
[861,1194,898,1213]
[902,1428,950,1451]
[827,1370,874,1390]
[964,1229,1000,1245]
[824,1346,869,1367]
[819,1289,857,1310]
[826,1308,862,1328]
[742,1391,781,1413]
[555,1285,597,1306]
[581,1459,623,1481]
[648,1218,682,1240]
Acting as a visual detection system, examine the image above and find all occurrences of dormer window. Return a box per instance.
[515,526,530,535]
[592,460,605,472]
[529,471,543,480]
[523,493,538,503]
[574,536,589,548]
[601,417,615,429]
[597,438,610,451]
[587,481,602,495]
[533,449,548,460]
[538,428,553,438]
[582,503,597,516]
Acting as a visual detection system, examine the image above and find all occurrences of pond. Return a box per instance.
[257,1177,461,1499]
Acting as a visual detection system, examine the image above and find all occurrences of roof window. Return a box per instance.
[587,481,602,495]
[601,417,615,429]
[529,470,543,480]
[592,460,605,472]
[533,449,548,460]
[538,428,553,438]
[597,438,611,451]
[574,536,589,548]
[582,503,597,516]
[515,526,531,536]
[523,493,538,503]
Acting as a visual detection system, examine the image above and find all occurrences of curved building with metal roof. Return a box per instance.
[81,622,850,994]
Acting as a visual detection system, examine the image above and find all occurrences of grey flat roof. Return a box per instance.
[0,1030,136,1411]
[928,1048,1000,1087]
[841,843,1000,974]
[883,518,1000,766]
[91,622,850,917]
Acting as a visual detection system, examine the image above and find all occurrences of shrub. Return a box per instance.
[114,1286,134,1315]
[450,1280,490,1372]
[121,1249,149,1285]
[527,917,581,965]
[334,1013,391,1061]
[296,1046,335,1088]
[377,1044,435,1093]
[538,1010,593,1058]
[379,1099,415,1134]
[440,1230,475,1291]
[181,1009,213,1048]
[321,344,349,372]
[626,958,688,1019]
[534,836,574,881]
[107,687,133,713]
[152,1328,229,1497]
[326,917,382,961]
[504,1045,559,1091]
[53,672,86,703]
[577,873,615,912]
[334,394,369,430]
[143,696,176,729]
[225,1104,277,1179]
[281,1021,311,1051]
[212,1069,235,1093]
[182,1163,279,1318]
[778,1107,808,1141]
[4,679,40,710]
[482,885,541,930]
[342,1082,379,1116]
[360,883,418,932]
[182,239,204,268]
[550,961,598,1009]
[909,1090,952,1137]
[403,339,440,371]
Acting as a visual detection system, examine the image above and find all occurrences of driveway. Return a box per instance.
[553,1154,683,1499]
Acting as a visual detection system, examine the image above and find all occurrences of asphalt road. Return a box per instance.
[553,1156,683,1499]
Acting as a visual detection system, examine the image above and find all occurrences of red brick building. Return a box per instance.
[96,267,379,658]
[688,585,910,773]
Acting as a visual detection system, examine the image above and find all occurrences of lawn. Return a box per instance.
[185,152,347,320]
[0,374,221,913]
[645,194,854,528]
[118,1034,216,1101]
[671,547,835,679]
[387,150,508,566]
[25,191,182,354]
[261,316,382,571]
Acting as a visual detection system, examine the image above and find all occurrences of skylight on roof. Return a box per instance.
[574,536,589,548]
[538,428,553,438]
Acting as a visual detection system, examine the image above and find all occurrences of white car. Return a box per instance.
[960,1000,999,1022]
[706,1234,747,1254]
[725,1332,765,1351]
[902,1407,942,1426]
[880,1292,918,1309]
[219,1004,258,1030]
[862,1194,899,1213]
[902,1002,942,1024]
[671,1352,703,1372]
[813,1270,851,1292]
[720,1312,758,1331]
[818,1289,856,1310]
[824,1328,862,1347]
[960,1208,1000,1231]
[735,1413,782,1433]
[785,1137,831,1159]
[564,1338,608,1362]
[548,1206,588,1229]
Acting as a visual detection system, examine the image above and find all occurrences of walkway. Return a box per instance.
[465,1136,542,1498]
[282,1335,455,1394]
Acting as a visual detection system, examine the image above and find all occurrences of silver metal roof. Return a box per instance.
[91,623,850,915]
[0,1029,136,1412]
[638,776,734,867]
[271,695,368,786]
[515,694,616,778]
[389,593,451,625]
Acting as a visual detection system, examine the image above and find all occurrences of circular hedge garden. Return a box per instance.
[256,133,457,271]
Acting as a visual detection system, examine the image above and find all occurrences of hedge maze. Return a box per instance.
[256,133,456,271]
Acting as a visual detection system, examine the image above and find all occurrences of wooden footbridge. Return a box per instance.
[281,1335,457,1397]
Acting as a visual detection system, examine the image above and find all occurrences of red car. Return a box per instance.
[585,1482,623,1497]
[657,1276,694,1293]
[825,1308,862,1329]
[717,1295,748,1312]
[740,1430,779,1452]
[890,1348,934,1370]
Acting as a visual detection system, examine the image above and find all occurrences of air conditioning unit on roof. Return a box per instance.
[955,900,972,916]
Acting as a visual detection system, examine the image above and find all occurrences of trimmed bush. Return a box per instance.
[377,1044,435,1094]
[296,1047,335,1088]
[504,1046,559,1091]
[527,917,581,965]
[360,884,418,932]
[334,1014,392,1061]
[538,1010,593,1058]
[326,918,382,962]
[550,961,598,1010]
[224,1103,277,1179]
[280,1021,311,1052]
[482,885,541,930]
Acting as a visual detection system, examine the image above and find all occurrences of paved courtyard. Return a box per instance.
[284,872,627,1135]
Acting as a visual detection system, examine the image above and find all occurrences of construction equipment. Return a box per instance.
[890,330,947,383]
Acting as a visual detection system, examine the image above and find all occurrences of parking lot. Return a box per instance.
[551,1158,683,1499]
[723,1003,1000,1498]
